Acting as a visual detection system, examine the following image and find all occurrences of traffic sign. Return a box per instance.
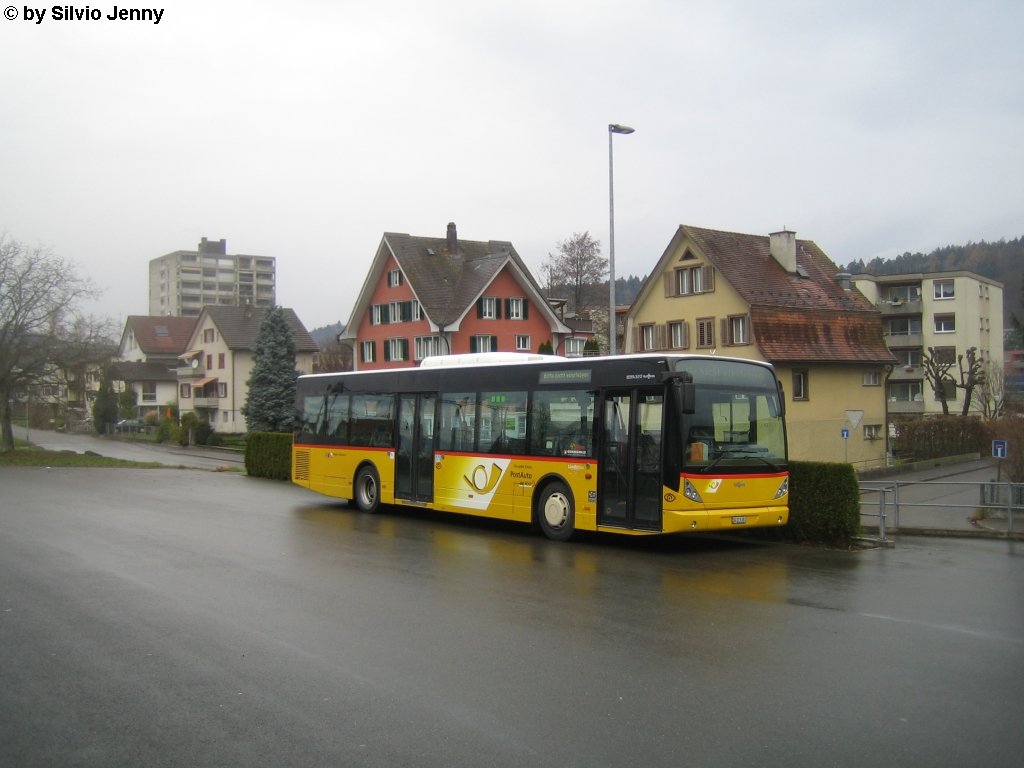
[992,439,1007,459]
[841,428,850,439]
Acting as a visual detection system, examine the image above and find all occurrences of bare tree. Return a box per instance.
[955,346,985,416]
[543,232,607,313]
[971,359,1006,420]
[921,347,956,415]
[0,235,98,450]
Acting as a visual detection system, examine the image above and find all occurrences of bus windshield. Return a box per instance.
[674,359,787,471]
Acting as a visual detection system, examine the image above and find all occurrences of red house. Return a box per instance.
[342,223,588,369]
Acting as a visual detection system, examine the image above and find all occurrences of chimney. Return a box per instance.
[836,272,852,291]
[769,229,797,273]
[446,222,458,254]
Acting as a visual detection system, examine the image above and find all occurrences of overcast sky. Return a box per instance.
[2,0,1021,331]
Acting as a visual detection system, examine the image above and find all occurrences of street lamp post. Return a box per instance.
[608,123,634,355]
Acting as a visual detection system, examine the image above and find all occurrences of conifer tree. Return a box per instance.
[242,307,298,432]
[92,372,119,435]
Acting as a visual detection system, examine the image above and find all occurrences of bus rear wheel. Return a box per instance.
[353,465,381,514]
[538,481,574,541]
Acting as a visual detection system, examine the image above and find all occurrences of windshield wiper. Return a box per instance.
[699,448,779,473]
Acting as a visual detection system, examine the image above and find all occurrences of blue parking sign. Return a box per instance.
[992,439,1007,459]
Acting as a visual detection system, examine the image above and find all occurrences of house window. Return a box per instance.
[641,324,656,351]
[862,372,881,386]
[887,317,922,336]
[388,269,403,287]
[414,336,442,361]
[371,304,389,325]
[931,346,956,364]
[673,265,714,296]
[886,285,921,303]
[206,354,213,370]
[889,381,923,402]
[218,382,227,398]
[669,321,688,349]
[385,338,408,362]
[728,315,749,345]
[471,335,497,353]
[936,380,958,401]
[142,383,157,402]
[361,341,376,363]
[934,314,955,333]
[479,297,499,320]
[565,337,584,356]
[516,334,531,351]
[696,318,714,348]
[411,301,422,321]
[218,352,225,369]
[506,297,526,320]
[864,424,882,440]
[203,328,215,343]
[792,370,809,401]
[933,279,954,299]
[895,349,921,367]
[180,383,191,399]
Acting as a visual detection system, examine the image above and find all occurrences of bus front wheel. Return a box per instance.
[538,481,574,541]
[353,465,381,514]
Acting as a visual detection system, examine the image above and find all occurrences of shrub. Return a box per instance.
[892,415,985,460]
[154,418,179,444]
[784,461,862,547]
[245,432,292,480]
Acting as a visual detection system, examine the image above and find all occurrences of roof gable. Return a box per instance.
[122,315,197,356]
[343,224,570,337]
[198,306,319,353]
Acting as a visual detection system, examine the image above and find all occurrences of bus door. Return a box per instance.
[598,388,664,531]
[396,393,436,504]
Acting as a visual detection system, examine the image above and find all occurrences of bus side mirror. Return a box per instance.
[672,379,695,414]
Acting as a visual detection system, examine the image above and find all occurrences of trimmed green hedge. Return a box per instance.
[245,432,292,480]
[784,461,861,547]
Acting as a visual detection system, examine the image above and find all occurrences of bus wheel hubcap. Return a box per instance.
[544,494,569,528]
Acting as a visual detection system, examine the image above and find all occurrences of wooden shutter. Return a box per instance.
[522,300,528,319]
[664,271,677,297]
[703,266,715,292]
[721,318,730,346]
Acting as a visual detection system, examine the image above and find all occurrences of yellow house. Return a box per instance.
[177,305,319,433]
[625,225,895,467]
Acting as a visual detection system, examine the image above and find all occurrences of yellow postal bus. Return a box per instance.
[292,353,788,540]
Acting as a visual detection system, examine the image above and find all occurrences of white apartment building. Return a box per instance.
[149,237,276,317]
[853,270,1003,416]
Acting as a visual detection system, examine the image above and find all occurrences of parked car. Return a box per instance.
[115,419,149,433]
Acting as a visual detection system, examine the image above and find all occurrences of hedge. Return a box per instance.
[245,432,292,480]
[783,461,862,547]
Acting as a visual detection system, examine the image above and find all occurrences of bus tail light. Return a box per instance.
[683,478,703,503]
[773,477,789,499]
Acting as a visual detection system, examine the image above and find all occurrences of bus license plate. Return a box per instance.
[731,516,747,525]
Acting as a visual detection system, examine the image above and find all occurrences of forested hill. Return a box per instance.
[843,237,1023,327]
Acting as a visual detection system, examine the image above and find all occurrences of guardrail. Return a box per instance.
[858,479,1022,541]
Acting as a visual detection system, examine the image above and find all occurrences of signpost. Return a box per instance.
[993,439,1007,481]
[841,428,850,463]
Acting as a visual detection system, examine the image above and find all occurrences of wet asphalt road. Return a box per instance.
[2,463,1022,767]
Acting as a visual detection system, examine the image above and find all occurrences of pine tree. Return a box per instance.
[92,372,119,435]
[242,307,299,432]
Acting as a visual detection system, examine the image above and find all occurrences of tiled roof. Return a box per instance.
[111,360,178,383]
[385,233,543,327]
[680,225,895,364]
[203,306,319,353]
[125,316,197,355]
[344,224,570,337]
[751,307,895,364]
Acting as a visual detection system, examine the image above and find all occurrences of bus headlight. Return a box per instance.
[683,478,703,503]
[773,477,789,499]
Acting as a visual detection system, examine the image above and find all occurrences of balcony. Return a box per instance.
[889,365,921,381]
[884,333,923,348]
[888,398,925,414]
[193,394,220,408]
[877,299,922,316]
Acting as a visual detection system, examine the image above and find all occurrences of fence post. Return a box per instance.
[1009,482,1015,535]
[878,490,887,541]
[892,482,900,529]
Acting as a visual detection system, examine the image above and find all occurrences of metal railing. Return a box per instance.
[858,479,1022,541]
